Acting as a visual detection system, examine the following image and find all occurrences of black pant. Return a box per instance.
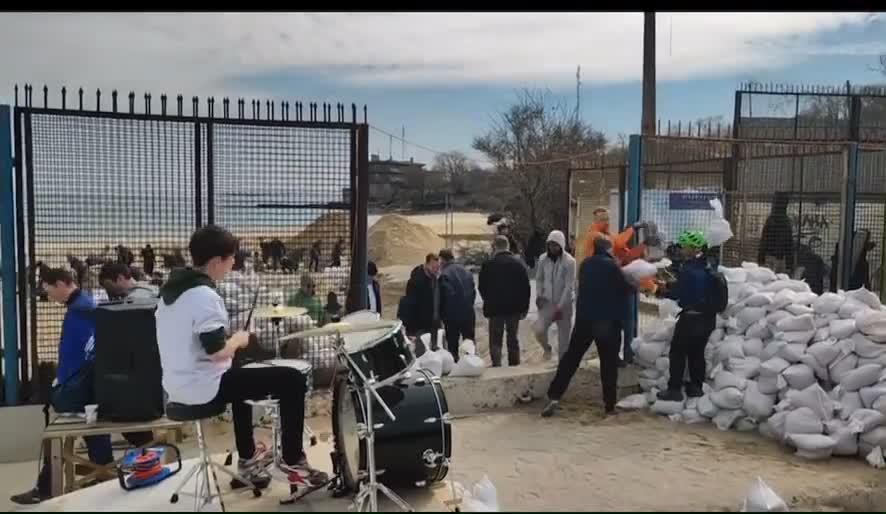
[488,315,521,366]
[444,314,475,362]
[667,312,716,392]
[216,366,307,465]
[547,319,622,410]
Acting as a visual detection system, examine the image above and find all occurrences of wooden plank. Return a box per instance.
[49,438,63,498]
[63,438,75,494]
[42,417,183,439]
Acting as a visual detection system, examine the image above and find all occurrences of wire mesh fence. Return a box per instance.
[12,85,368,399]
[568,162,625,263]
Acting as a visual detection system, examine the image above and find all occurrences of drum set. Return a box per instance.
[243,308,453,512]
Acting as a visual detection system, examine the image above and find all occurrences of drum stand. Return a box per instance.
[335,344,413,513]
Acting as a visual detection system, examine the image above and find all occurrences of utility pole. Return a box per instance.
[576,65,582,120]
[641,12,656,136]
[401,126,406,160]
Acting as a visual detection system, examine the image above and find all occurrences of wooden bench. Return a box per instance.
[41,416,184,498]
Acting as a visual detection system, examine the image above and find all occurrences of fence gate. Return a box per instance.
[11,85,369,403]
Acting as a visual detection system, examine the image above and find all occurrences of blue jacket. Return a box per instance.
[57,289,97,385]
[440,262,476,322]
[664,257,710,311]
[576,253,632,322]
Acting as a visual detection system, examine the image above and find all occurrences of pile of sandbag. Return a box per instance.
[625,261,886,466]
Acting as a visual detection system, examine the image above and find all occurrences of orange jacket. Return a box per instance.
[583,223,657,293]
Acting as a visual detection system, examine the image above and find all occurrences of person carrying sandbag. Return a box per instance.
[655,230,728,402]
[534,230,576,362]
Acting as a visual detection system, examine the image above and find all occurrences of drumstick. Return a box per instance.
[242,286,261,332]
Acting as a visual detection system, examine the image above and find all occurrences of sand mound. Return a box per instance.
[369,214,444,267]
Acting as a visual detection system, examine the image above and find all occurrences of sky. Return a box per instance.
[1,12,885,167]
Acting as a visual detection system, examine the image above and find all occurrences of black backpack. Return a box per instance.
[705,268,729,314]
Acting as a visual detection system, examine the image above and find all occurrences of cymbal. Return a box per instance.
[252,306,308,319]
[279,320,400,341]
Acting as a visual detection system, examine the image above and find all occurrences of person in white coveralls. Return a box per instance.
[533,230,576,361]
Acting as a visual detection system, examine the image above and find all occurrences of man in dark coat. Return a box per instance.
[478,236,531,367]
[758,192,794,274]
[399,253,441,339]
[367,261,382,315]
[140,244,156,276]
[439,248,476,361]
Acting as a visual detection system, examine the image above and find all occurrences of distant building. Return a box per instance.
[368,154,426,207]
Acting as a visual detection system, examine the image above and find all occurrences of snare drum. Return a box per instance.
[339,320,413,386]
[341,309,381,324]
[243,358,314,396]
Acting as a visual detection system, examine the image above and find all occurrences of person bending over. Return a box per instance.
[541,237,635,417]
[155,225,327,497]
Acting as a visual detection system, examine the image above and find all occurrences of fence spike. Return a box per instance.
[161,94,167,116]
[96,88,101,111]
[192,96,199,117]
[60,86,66,109]
[111,90,118,112]
[352,103,357,123]
[208,97,214,118]
[176,94,183,116]
[78,87,83,110]
[42,84,48,108]
[14,84,18,107]
[28,84,33,107]
[266,100,271,120]
[128,92,135,114]
[677,120,682,135]
[145,93,151,115]
[295,101,301,121]
[363,105,367,124]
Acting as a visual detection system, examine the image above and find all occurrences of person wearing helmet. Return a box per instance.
[656,230,719,402]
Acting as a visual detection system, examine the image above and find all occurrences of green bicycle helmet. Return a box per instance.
[677,230,707,248]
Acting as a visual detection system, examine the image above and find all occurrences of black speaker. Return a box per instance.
[94,299,164,421]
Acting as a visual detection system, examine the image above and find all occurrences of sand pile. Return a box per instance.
[369,214,444,267]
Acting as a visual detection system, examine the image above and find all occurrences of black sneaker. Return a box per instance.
[541,400,560,418]
[617,359,627,369]
[657,389,684,402]
[10,488,49,506]
[685,385,704,398]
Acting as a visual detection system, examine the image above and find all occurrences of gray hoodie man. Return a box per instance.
[534,230,576,360]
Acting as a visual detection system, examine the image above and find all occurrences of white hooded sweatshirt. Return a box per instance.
[535,230,576,314]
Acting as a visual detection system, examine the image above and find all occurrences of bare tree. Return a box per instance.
[432,151,473,194]
[472,89,607,247]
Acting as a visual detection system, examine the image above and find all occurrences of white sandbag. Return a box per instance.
[449,354,485,377]
[779,330,814,345]
[787,384,835,420]
[737,307,768,330]
[616,394,649,410]
[846,287,882,310]
[760,356,791,376]
[812,327,830,343]
[713,409,744,431]
[859,440,875,458]
[638,377,658,392]
[720,266,748,283]
[785,407,824,435]
[715,370,748,391]
[658,298,681,319]
[786,304,814,316]
[786,433,836,460]
[416,350,443,377]
[793,292,819,305]
[776,342,807,363]
[745,292,774,307]
[814,292,845,314]
[759,411,789,442]
[829,352,859,384]
[860,355,886,367]
[747,267,777,283]
[718,339,745,364]
[622,259,658,280]
[839,363,883,392]
[866,447,886,469]
[838,391,864,420]
[848,409,886,433]
[741,262,760,269]
[776,314,815,333]
[760,340,787,362]
[743,381,776,420]
[807,340,841,367]
[697,394,719,418]
[859,385,886,408]
[655,357,670,373]
[710,387,744,410]
[728,356,762,379]
[741,476,789,512]
[742,338,764,358]
[829,318,858,340]
[706,198,734,246]
[850,333,886,358]
[645,388,659,404]
[459,339,477,356]
[814,315,835,329]
[782,364,816,390]
[735,417,759,432]
[758,374,782,395]
[856,312,886,343]
[682,407,707,424]
[708,328,725,344]
[745,320,771,340]
[861,426,886,448]
[798,354,829,383]
[839,298,870,319]
[765,310,792,326]
[651,399,685,416]
[639,368,661,380]
[637,341,666,364]
[824,420,859,456]
[650,319,677,342]
[434,348,456,375]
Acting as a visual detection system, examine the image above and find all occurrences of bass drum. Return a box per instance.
[332,368,451,491]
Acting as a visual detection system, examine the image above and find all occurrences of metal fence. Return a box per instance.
[567,160,626,263]
[8,85,369,402]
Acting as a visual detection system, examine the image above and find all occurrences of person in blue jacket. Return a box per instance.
[657,231,718,402]
[12,268,113,505]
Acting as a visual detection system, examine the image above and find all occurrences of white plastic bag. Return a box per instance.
[776,314,816,333]
[714,370,748,391]
[435,348,456,375]
[622,259,658,281]
[449,354,485,378]
[651,399,685,416]
[813,292,845,314]
[697,394,719,418]
[416,349,443,377]
[741,477,788,512]
[461,474,500,512]
[706,198,734,246]
[710,387,744,410]
[866,447,886,469]
[616,394,649,410]
[743,381,776,420]
[829,318,858,339]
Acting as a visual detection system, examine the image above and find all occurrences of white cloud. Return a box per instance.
[0,11,881,100]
